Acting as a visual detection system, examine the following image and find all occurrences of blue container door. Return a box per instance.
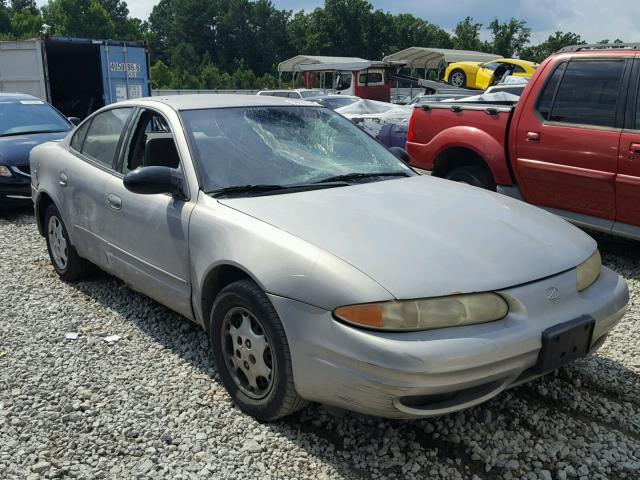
[99,44,150,105]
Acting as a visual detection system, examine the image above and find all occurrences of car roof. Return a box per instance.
[0,92,41,101]
[133,94,316,111]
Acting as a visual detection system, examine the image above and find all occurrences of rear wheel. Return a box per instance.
[448,69,467,88]
[444,166,496,190]
[44,204,94,281]
[209,279,307,421]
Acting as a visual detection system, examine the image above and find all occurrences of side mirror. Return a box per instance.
[68,117,81,126]
[123,166,185,197]
[389,146,410,165]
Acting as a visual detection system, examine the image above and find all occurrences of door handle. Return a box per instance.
[107,193,122,210]
[526,131,540,142]
[630,143,640,155]
[58,172,68,187]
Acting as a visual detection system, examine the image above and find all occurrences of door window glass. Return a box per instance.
[121,110,179,174]
[537,63,566,120]
[82,108,133,168]
[336,74,352,90]
[70,120,91,152]
[636,77,640,130]
[549,60,625,127]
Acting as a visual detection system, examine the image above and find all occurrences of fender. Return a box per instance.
[408,125,513,186]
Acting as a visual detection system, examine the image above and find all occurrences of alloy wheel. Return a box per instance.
[451,72,465,87]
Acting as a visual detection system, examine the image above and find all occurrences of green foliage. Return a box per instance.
[0,1,616,90]
[488,18,531,57]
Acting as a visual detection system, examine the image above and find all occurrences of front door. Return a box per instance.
[475,62,499,90]
[104,108,194,318]
[514,58,629,221]
[616,56,640,227]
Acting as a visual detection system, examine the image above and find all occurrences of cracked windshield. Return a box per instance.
[181,106,412,192]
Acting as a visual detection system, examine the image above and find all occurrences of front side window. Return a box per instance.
[121,110,178,174]
[181,106,411,192]
[0,100,70,137]
[336,74,352,91]
[483,62,501,72]
[81,108,133,168]
[548,60,626,128]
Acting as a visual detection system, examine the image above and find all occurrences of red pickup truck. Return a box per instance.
[407,43,640,240]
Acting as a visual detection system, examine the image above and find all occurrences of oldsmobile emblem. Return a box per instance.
[545,287,560,301]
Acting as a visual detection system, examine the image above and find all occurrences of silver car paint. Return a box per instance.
[30,95,629,418]
[219,175,596,300]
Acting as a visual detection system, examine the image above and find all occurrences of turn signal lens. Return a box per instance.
[577,249,601,292]
[334,293,508,331]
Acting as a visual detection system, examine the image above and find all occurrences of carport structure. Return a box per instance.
[276,55,401,89]
[383,47,502,79]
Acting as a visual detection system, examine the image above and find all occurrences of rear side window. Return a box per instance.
[70,120,90,152]
[548,60,626,128]
[81,108,133,168]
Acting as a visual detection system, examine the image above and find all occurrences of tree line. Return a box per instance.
[0,0,624,90]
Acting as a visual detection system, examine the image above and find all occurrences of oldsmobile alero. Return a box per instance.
[29,95,629,421]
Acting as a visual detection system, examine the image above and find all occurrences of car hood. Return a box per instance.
[0,131,68,166]
[219,176,596,300]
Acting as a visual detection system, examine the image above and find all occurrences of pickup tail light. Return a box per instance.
[407,107,416,143]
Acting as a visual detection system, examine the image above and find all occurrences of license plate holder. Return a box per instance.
[533,315,595,374]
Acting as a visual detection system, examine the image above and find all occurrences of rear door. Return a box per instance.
[616,56,640,227]
[63,107,134,267]
[100,43,151,105]
[513,57,630,221]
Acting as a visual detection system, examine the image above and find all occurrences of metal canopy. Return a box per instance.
[383,47,502,70]
[278,55,396,73]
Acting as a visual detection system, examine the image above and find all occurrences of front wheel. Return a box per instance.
[44,204,94,281]
[448,69,467,88]
[209,279,307,421]
[444,166,496,190]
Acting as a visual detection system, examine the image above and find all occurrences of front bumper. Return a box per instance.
[269,266,628,419]
[0,168,32,207]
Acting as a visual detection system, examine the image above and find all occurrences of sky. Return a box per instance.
[39,0,640,45]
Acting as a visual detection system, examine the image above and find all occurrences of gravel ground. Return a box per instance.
[1,207,639,480]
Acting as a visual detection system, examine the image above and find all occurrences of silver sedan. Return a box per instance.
[30,95,629,421]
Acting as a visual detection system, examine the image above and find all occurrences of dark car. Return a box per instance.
[0,93,73,207]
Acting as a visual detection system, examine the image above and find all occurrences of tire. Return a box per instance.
[445,166,496,190]
[448,69,467,88]
[44,204,94,281]
[209,279,307,421]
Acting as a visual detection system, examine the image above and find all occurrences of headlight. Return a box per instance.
[334,293,508,331]
[0,166,12,177]
[577,249,601,292]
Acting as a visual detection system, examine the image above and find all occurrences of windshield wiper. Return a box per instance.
[207,182,348,198]
[315,171,412,183]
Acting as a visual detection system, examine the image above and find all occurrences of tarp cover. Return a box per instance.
[383,47,502,70]
[336,99,414,137]
[450,92,521,103]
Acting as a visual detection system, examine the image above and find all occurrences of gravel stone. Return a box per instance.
[1,210,639,479]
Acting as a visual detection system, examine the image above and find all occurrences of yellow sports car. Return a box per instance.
[444,59,538,90]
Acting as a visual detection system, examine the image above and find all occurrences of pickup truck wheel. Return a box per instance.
[445,166,496,190]
[449,69,467,88]
[44,204,94,281]
[209,279,307,421]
